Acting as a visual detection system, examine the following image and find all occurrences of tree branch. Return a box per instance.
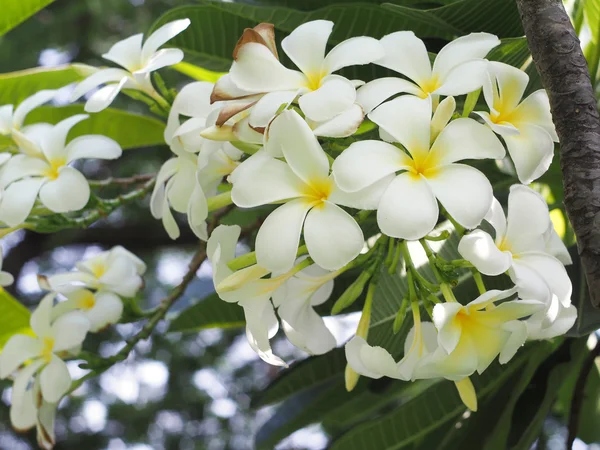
[516,0,600,307]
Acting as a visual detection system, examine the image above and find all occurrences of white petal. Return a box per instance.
[87,292,123,332]
[504,124,554,184]
[330,174,394,210]
[271,109,330,183]
[98,257,143,297]
[173,81,215,118]
[298,75,356,122]
[512,90,558,140]
[0,104,14,133]
[368,95,431,159]
[230,43,306,92]
[84,76,129,113]
[256,199,312,272]
[0,154,48,186]
[499,320,527,364]
[40,355,71,403]
[0,271,14,287]
[140,18,190,64]
[311,103,364,138]
[484,197,507,239]
[242,299,286,366]
[66,135,122,162]
[458,230,512,276]
[13,90,57,129]
[377,31,431,86]
[527,304,576,340]
[429,118,505,165]
[505,184,550,248]
[509,260,552,305]
[544,227,572,265]
[435,60,489,97]
[487,61,529,113]
[231,152,305,207]
[517,252,572,307]
[433,33,500,80]
[31,293,55,340]
[137,48,184,74]
[356,78,421,114]
[426,164,492,229]
[211,73,253,101]
[304,202,364,270]
[10,362,42,431]
[249,91,297,128]
[377,173,438,240]
[323,36,385,73]
[150,158,178,218]
[39,167,90,213]
[0,335,42,378]
[51,311,90,352]
[37,401,57,449]
[345,336,400,379]
[41,115,88,163]
[188,179,209,241]
[281,20,332,74]
[167,165,196,213]
[474,110,520,136]
[102,33,143,71]
[432,302,464,354]
[70,68,130,102]
[0,178,45,227]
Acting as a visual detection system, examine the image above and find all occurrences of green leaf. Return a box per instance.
[23,105,166,150]
[0,0,56,37]
[0,64,93,105]
[574,362,600,444]
[168,292,245,333]
[0,288,32,349]
[584,0,600,43]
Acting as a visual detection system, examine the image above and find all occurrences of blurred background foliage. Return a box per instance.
[1,0,600,449]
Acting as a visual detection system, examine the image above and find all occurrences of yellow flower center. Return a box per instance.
[76,291,96,310]
[43,158,66,180]
[41,337,55,363]
[304,71,325,91]
[497,237,513,254]
[302,177,333,207]
[406,151,440,179]
[90,263,106,278]
[418,75,442,98]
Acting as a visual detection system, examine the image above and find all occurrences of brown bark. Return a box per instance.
[516,0,600,306]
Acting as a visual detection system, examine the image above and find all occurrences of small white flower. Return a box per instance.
[0,115,122,227]
[39,246,146,298]
[71,19,191,112]
[332,95,505,240]
[0,248,14,286]
[231,110,390,272]
[53,289,124,332]
[475,62,558,184]
[458,185,576,338]
[356,31,500,113]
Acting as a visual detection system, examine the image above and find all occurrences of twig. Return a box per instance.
[567,339,600,449]
[88,174,155,188]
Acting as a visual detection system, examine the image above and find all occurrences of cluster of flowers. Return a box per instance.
[0,247,145,448]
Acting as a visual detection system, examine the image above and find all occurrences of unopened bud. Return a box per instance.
[331,268,373,315]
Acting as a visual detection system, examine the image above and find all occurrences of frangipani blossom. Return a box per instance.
[356,31,500,113]
[332,95,505,240]
[71,19,190,112]
[53,289,124,332]
[272,260,338,355]
[458,185,575,338]
[224,20,383,126]
[416,289,543,381]
[475,62,558,184]
[0,115,122,227]
[0,248,14,286]
[0,295,89,407]
[231,110,391,272]
[0,90,56,156]
[39,246,146,298]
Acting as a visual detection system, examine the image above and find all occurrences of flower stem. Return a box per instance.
[472,271,487,295]
[207,191,233,212]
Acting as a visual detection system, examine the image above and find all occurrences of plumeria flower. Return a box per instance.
[39,246,146,298]
[415,288,543,381]
[53,289,124,332]
[458,185,575,338]
[0,90,56,156]
[222,20,383,127]
[231,110,392,272]
[71,19,191,112]
[0,248,14,286]
[332,95,505,240]
[272,259,338,355]
[0,115,122,227]
[475,62,558,184]
[356,31,499,113]
[207,225,285,366]
[0,294,89,409]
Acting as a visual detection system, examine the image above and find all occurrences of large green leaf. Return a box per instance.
[0,0,56,37]
[168,292,245,332]
[22,105,166,150]
[0,288,32,349]
[0,64,92,106]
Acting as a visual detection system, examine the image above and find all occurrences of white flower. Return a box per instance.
[207,225,285,366]
[0,90,56,156]
[39,246,146,298]
[0,294,89,406]
[458,185,576,338]
[0,115,122,227]
[231,110,390,272]
[53,289,124,332]
[71,19,191,112]
[272,260,338,355]
[226,20,383,126]
[332,95,505,240]
[475,62,558,184]
[0,248,14,286]
[415,289,543,381]
[356,31,500,113]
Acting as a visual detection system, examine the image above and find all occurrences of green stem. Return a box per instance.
[385,237,395,267]
[227,245,308,271]
[472,271,487,295]
[388,241,403,275]
[462,88,481,117]
[207,191,233,212]
[425,230,450,241]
